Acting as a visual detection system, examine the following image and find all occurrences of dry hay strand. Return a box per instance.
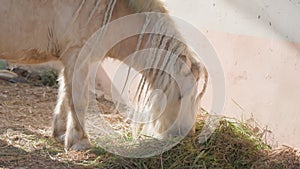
[252,145,300,169]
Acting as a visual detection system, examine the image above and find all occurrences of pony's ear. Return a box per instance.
[177,55,191,76]
[178,54,201,80]
[191,63,200,81]
[178,54,187,63]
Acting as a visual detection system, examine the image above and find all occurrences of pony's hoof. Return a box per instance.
[53,134,65,143]
[68,138,92,151]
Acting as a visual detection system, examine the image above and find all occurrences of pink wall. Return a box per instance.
[162,0,300,149]
[202,30,300,148]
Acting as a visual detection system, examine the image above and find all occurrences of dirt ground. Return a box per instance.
[0,70,114,168]
[0,79,73,168]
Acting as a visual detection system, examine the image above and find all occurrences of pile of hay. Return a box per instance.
[82,118,300,169]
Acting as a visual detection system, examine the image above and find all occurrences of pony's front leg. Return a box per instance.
[52,69,69,143]
[62,50,91,150]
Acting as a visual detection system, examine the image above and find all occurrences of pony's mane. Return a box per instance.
[125,0,168,13]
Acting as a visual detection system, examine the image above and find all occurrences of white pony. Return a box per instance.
[0,0,208,150]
